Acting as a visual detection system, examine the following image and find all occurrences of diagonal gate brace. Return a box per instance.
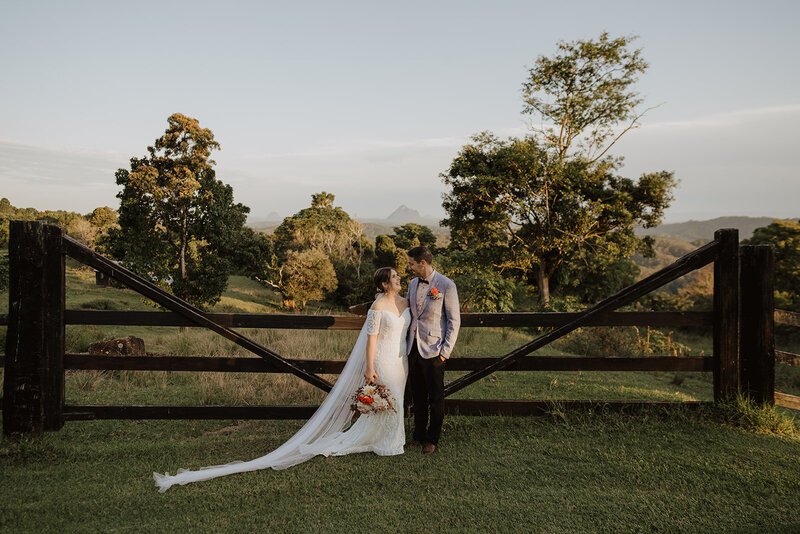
[63,236,333,392]
[444,238,722,397]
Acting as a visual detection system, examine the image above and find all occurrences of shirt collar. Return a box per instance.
[423,269,436,284]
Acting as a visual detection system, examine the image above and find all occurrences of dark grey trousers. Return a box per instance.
[408,340,445,445]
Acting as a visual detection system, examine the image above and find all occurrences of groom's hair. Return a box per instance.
[407,246,433,265]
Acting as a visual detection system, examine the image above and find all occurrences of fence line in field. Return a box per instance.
[2,221,790,435]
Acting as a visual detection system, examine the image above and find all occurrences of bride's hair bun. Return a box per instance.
[373,267,394,294]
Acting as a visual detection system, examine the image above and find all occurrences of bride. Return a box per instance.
[153,267,410,492]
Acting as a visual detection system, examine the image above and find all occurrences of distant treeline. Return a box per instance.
[0,197,117,248]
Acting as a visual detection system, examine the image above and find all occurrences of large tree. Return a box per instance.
[256,192,372,308]
[102,114,249,307]
[442,34,675,304]
[443,135,673,303]
[272,191,367,275]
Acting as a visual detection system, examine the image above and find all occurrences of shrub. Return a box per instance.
[282,248,338,309]
[559,326,641,357]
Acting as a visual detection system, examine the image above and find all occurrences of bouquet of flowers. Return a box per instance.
[351,383,396,414]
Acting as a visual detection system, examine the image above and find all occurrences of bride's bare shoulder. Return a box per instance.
[370,296,388,311]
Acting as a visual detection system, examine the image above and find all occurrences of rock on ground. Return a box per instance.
[88,336,146,356]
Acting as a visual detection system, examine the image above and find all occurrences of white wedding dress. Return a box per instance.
[153,299,410,492]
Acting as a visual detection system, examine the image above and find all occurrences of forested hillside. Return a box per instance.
[635,216,779,242]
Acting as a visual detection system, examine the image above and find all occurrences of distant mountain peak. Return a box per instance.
[386,205,422,222]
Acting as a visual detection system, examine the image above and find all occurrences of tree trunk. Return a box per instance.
[178,213,188,333]
[180,214,187,281]
[537,262,550,305]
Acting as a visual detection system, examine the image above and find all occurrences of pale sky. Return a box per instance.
[1,0,798,223]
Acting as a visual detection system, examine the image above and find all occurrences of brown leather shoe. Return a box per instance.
[406,440,422,448]
[422,443,437,454]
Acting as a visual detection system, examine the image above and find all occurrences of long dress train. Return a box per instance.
[153,303,410,492]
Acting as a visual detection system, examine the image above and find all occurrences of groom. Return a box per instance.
[405,245,460,454]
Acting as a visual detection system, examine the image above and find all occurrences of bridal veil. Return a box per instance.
[153,304,376,492]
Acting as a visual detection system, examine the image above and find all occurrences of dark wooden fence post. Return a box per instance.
[739,245,775,404]
[3,221,65,435]
[713,228,739,402]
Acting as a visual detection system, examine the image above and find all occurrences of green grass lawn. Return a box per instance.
[1,406,798,533]
[2,265,800,532]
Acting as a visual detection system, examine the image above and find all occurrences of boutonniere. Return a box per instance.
[428,287,442,300]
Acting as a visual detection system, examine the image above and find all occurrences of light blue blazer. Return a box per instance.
[406,271,460,359]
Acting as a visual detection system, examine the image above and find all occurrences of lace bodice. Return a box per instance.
[366,307,411,359]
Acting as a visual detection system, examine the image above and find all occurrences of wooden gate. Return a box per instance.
[1,221,784,435]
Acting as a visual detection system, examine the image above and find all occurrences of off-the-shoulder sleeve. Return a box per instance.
[365,309,381,335]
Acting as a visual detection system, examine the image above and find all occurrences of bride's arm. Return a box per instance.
[365,332,378,383]
[364,308,380,383]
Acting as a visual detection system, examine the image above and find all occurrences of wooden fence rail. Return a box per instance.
[1,310,713,328]
[776,351,800,368]
[59,354,714,373]
[62,400,705,421]
[774,393,800,411]
[775,309,800,328]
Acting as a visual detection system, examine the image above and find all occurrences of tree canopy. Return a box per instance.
[272,191,364,269]
[391,223,437,251]
[101,114,249,307]
[522,32,650,164]
[442,34,675,304]
[88,206,118,229]
[256,192,372,308]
